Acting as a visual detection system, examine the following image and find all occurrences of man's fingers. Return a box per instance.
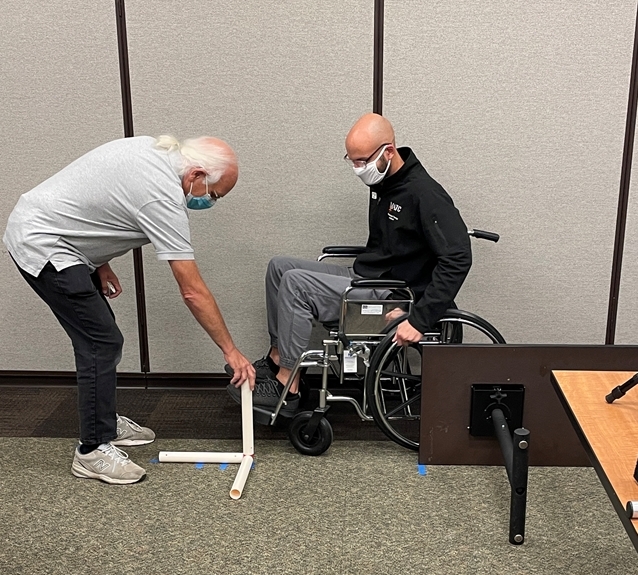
[245,365,256,390]
[230,362,255,390]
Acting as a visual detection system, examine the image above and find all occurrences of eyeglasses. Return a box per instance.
[204,178,222,200]
[344,143,392,169]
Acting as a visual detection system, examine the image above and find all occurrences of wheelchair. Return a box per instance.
[252,229,505,456]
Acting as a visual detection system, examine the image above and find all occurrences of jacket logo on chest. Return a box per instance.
[388,202,402,221]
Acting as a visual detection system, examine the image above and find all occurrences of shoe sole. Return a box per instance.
[111,438,155,447]
[71,462,146,485]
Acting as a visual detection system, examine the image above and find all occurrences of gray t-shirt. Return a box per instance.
[3,136,194,276]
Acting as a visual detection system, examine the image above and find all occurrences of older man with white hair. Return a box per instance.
[3,134,255,485]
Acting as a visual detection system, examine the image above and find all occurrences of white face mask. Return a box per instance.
[353,145,391,186]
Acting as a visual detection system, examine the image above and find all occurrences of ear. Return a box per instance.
[383,144,396,161]
[184,168,206,183]
[181,168,201,195]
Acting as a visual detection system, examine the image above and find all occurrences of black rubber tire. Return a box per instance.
[288,411,334,456]
[436,309,506,344]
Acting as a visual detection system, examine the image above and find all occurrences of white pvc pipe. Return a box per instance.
[230,455,253,500]
[158,451,243,464]
[158,379,254,499]
[241,380,254,456]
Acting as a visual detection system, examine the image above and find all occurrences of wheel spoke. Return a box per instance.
[379,369,421,382]
[384,392,421,418]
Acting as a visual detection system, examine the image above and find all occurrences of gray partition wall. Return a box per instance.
[0,1,141,372]
[1,1,638,378]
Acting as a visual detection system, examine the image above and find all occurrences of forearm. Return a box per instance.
[409,253,471,331]
[182,289,236,354]
[168,260,255,387]
[169,260,236,354]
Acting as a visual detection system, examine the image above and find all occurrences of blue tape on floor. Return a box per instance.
[219,463,229,471]
[418,464,427,476]
[251,461,255,470]
[195,463,205,470]
[149,458,159,464]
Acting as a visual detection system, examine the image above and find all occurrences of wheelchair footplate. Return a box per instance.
[253,405,297,426]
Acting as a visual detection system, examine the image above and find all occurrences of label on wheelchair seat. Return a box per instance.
[344,350,358,373]
[361,304,383,315]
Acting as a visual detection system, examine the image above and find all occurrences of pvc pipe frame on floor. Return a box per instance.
[158,381,254,499]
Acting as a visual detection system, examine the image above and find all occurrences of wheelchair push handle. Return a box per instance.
[469,229,500,243]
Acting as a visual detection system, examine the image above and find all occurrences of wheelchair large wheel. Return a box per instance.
[435,309,506,345]
[365,310,505,450]
[288,411,333,456]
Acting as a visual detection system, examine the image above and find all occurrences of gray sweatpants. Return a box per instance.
[265,256,387,369]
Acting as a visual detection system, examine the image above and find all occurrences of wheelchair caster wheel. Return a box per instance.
[288,411,333,456]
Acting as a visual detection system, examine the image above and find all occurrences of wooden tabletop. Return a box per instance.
[551,370,638,550]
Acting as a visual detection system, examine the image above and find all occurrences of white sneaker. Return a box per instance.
[111,414,156,446]
[72,443,146,485]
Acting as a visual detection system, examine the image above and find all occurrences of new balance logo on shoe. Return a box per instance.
[93,459,110,472]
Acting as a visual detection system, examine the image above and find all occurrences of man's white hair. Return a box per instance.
[155,134,235,184]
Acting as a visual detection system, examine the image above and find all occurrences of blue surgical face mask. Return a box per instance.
[186,181,216,210]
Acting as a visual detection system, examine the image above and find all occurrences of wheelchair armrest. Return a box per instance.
[350,278,408,289]
[318,246,367,261]
[322,246,366,255]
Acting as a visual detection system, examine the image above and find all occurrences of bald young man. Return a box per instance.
[227,113,471,416]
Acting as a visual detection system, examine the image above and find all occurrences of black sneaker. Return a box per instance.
[224,356,279,380]
[226,375,300,416]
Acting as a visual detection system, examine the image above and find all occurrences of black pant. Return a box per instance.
[15,261,123,444]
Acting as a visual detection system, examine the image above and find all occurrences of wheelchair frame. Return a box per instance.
[252,229,505,456]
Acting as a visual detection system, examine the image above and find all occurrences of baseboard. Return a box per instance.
[0,370,230,389]
[0,370,342,392]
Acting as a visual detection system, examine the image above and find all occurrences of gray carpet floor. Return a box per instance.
[0,437,636,575]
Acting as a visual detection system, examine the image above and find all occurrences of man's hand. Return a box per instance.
[225,348,256,390]
[96,263,122,298]
[392,319,423,346]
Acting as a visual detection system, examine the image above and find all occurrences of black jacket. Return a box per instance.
[353,147,472,332]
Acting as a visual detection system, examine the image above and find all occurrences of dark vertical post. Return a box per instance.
[115,0,151,373]
[373,0,384,114]
[492,408,529,545]
[509,427,530,545]
[606,2,638,345]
